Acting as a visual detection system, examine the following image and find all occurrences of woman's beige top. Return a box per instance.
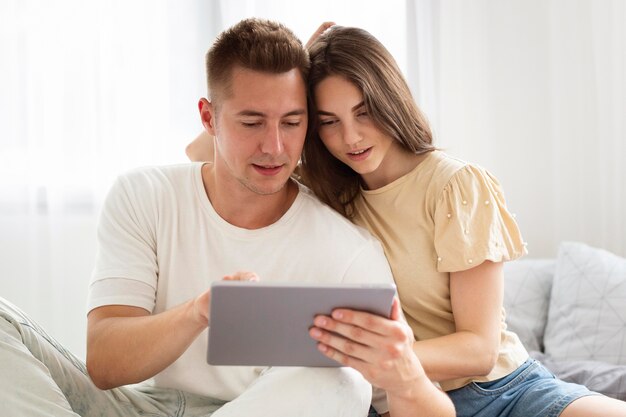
[353,150,529,391]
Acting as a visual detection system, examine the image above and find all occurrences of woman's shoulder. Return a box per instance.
[424,151,471,187]
[422,151,507,207]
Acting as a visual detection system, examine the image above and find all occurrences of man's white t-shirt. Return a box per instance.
[87,163,394,409]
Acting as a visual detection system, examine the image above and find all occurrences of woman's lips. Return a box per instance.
[346,147,372,161]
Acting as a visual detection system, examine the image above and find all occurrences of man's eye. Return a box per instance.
[319,119,337,126]
[284,121,302,127]
[242,122,262,127]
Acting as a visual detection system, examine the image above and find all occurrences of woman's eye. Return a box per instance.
[357,111,369,118]
[319,119,337,126]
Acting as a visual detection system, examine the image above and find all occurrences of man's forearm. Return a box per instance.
[86,298,207,390]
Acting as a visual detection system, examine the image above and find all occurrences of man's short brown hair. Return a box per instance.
[205,18,309,103]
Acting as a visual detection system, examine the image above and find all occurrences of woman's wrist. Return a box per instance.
[385,372,433,402]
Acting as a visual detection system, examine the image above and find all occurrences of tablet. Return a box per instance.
[207,281,396,367]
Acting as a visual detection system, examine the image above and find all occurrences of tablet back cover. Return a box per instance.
[207,282,396,367]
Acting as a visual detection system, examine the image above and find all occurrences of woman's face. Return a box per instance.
[313,75,399,188]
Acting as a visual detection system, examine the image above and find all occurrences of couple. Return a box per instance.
[188,19,626,417]
[0,17,623,417]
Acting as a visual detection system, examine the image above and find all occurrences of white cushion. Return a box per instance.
[503,259,555,352]
[544,241,626,365]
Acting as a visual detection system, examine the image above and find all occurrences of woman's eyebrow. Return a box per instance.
[317,101,365,116]
[351,101,365,111]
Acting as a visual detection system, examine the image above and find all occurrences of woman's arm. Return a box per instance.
[185,130,214,162]
[309,298,455,417]
[412,260,504,381]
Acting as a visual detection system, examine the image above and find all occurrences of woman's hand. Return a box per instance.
[306,22,335,48]
[309,297,425,395]
[309,298,456,416]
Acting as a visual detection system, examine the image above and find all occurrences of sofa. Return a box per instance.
[503,241,626,400]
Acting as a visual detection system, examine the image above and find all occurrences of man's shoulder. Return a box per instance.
[105,163,202,210]
[119,163,200,183]
[113,163,200,193]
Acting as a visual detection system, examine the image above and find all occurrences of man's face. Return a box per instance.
[201,66,307,196]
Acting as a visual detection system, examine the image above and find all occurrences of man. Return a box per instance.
[0,18,390,416]
[86,16,395,415]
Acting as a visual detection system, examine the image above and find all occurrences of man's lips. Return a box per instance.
[252,163,284,176]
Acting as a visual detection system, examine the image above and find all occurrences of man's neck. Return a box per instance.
[201,163,298,230]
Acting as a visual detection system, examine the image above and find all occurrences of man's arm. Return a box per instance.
[86,289,210,390]
[87,271,259,390]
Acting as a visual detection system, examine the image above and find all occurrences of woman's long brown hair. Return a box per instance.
[300,26,435,218]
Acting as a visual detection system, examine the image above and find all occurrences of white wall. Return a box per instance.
[434,0,626,258]
[0,213,97,360]
[1,0,624,362]
[0,0,408,362]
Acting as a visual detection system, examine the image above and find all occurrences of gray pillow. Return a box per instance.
[504,259,555,352]
[531,351,626,401]
[544,241,626,365]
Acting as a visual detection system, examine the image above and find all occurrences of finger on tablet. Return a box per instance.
[223,271,260,281]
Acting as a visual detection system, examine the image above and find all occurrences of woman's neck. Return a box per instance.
[361,143,429,190]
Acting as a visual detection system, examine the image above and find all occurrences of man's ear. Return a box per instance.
[198,98,216,135]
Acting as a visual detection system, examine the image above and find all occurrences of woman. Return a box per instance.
[300,25,626,417]
[186,23,454,417]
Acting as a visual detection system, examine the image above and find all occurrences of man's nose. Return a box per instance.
[260,124,284,155]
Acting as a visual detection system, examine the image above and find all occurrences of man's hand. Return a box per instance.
[87,270,262,390]
[223,271,260,282]
[195,271,260,327]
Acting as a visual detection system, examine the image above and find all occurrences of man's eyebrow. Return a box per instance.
[317,101,365,116]
[236,110,266,117]
[235,109,307,117]
[283,109,307,117]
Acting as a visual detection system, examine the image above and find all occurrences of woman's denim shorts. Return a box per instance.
[447,358,599,417]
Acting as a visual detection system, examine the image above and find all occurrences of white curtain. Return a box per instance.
[2,0,624,360]
[0,0,220,360]
[406,0,440,136]
[0,0,218,211]
[0,0,407,360]
[424,0,626,258]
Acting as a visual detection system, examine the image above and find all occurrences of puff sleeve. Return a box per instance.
[433,165,526,273]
